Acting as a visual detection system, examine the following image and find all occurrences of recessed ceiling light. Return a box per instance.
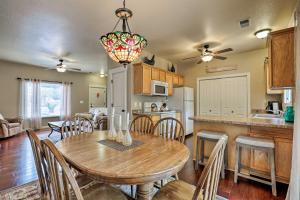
[255,28,272,39]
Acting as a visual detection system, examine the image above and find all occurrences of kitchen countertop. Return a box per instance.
[189,115,294,129]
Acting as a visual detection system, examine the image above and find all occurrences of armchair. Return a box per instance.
[0,113,23,138]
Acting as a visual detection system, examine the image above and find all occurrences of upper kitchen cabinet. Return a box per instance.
[267,27,295,89]
[166,72,173,96]
[159,70,166,82]
[133,62,184,96]
[151,67,160,80]
[133,63,152,95]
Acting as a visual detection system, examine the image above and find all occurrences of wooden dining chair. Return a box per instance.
[153,117,185,144]
[26,129,48,199]
[62,116,94,138]
[130,114,154,134]
[41,139,128,200]
[153,117,185,186]
[153,136,228,200]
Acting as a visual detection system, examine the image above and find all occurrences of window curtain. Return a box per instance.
[286,7,300,200]
[60,82,71,120]
[20,79,41,130]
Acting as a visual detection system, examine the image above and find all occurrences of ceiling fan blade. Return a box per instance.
[213,55,227,60]
[197,59,203,64]
[214,48,233,54]
[67,67,82,71]
[182,56,199,61]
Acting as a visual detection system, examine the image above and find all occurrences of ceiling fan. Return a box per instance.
[55,59,81,73]
[183,44,233,64]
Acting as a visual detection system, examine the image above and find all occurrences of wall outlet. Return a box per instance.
[80,100,84,104]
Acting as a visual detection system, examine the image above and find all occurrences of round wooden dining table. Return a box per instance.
[55,130,190,200]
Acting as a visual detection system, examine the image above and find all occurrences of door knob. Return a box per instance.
[122,109,125,112]
[232,110,234,113]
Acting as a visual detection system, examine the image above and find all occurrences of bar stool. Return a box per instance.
[234,135,277,196]
[195,130,228,179]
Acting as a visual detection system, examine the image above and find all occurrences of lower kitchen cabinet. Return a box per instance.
[249,127,293,183]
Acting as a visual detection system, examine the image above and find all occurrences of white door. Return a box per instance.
[198,75,249,117]
[109,67,127,130]
[221,76,248,117]
[89,86,106,107]
[199,79,221,115]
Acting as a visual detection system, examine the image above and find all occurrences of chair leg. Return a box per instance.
[200,139,205,164]
[195,137,200,170]
[234,144,240,183]
[269,149,277,196]
[131,185,134,198]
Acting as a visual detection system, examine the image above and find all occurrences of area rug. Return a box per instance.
[0,178,174,200]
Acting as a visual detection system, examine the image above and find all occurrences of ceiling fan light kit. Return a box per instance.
[201,55,213,62]
[56,67,66,73]
[254,28,272,39]
[99,0,147,67]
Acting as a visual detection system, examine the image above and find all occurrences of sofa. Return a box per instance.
[0,113,23,138]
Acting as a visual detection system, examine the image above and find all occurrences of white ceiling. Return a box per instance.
[0,0,296,72]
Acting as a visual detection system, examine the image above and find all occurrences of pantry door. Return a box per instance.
[198,74,250,117]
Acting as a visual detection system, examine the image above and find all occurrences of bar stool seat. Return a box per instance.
[195,130,228,179]
[236,136,275,148]
[197,130,227,140]
[234,135,277,196]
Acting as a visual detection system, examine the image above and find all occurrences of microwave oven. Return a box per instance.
[151,80,168,96]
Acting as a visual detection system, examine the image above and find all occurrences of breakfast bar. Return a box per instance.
[189,115,294,184]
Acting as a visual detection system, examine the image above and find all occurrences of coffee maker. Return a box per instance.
[266,101,281,114]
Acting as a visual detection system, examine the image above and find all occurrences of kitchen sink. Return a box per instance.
[253,113,282,119]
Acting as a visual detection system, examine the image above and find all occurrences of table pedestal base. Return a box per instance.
[137,183,154,200]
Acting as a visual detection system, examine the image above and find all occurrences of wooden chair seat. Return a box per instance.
[153,180,202,200]
[73,182,128,200]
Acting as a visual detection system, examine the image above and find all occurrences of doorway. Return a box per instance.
[108,67,128,130]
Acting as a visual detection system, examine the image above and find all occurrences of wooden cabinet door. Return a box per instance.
[151,67,159,80]
[142,65,152,94]
[166,72,173,96]
[178,76,184,86]
[269,27,295,88]
[159,70,166,82]
[173,74,179,85]
[275,137,292,182]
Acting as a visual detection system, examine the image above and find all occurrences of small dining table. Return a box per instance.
[55,130,190,200]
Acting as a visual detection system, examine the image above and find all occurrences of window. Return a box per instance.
[283,89,293,104]
[40,82,63,117]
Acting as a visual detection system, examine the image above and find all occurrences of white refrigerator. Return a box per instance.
[168,87,194,135]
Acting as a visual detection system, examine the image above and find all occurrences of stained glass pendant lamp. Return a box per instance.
[100,0,147,67]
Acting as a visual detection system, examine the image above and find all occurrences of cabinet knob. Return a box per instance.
[209,110,212,112]
[231,110,234,113]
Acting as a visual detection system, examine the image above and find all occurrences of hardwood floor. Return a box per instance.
[0,130,288,199]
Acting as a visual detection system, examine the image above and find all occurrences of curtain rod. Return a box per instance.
[16,77,73,84]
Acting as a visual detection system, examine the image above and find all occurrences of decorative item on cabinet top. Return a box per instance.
[143,55,155,65]
[133,62,184,96]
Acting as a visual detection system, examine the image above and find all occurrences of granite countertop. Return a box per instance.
[189,115,294,129]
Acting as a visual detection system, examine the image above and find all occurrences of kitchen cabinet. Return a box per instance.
[151,67,160,80]
[133,63,152,95]
[166,72,173,96]
[265,58,283,94]
[173,74,179,85]
[249,127,293,183]
[133,62,184,96]
[267,27,295,89]
[159,70,166,82]
[178,76,184,86]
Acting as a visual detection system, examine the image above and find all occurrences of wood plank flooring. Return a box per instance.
[0,130,288,199]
